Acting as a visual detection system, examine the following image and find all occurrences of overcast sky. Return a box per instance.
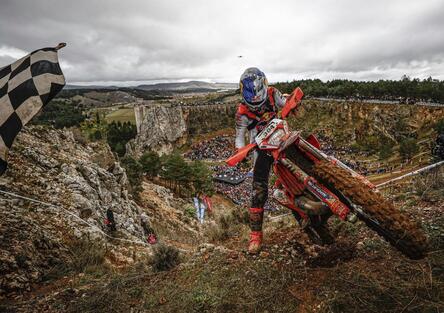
[1,0,443,85]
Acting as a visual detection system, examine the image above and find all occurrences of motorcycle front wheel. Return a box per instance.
[311,160,428,259]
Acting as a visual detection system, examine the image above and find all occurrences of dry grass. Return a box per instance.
[205,208,248,242]
[412,167,444,202]
[150,244,181,271]
[42,238,108,281]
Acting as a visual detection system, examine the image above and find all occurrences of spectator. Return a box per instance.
[202,194,212,215]
[193,194,206,224]
[140,212,157,244]
[105,208,117,232]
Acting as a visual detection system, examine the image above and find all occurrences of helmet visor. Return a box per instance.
[240,76,267,106]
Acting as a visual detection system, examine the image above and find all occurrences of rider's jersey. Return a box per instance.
[235,87,287,149]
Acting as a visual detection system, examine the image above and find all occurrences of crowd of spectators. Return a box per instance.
[317,133,402,175]
[185,135,234,160]
[314,95,434,105]
[316,133,371,173]
[212,165,279,211]
[185,130,405,212]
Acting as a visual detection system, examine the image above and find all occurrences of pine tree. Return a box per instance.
[120,156,143,200]
[140,151,161,178]
[190,160,214,195]
[399,138,419,160]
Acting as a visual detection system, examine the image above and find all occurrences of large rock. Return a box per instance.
[0,126,151,296]
[132,101,237,156]
[134,104,187,155]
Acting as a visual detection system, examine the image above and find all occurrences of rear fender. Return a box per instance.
[226,143,257,167]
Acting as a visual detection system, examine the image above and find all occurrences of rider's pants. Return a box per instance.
[250,150,274,231]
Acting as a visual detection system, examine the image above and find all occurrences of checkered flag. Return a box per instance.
[0,44,66,175]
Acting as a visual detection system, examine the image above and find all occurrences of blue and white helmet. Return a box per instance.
[239,67,268,112]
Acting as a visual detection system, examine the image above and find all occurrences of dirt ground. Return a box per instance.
[2,168,443,313]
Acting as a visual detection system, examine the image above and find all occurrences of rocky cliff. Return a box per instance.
[0,125,204,297]
[132,98,443,157]
[0,127,182,296]
[132,102,237,156]
[291,99,444,144]
[133,103,188,155]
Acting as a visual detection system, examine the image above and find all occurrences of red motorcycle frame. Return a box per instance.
[226,88,374,224]
[225,87,428,259]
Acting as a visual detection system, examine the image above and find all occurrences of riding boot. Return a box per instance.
[248,207,264,254]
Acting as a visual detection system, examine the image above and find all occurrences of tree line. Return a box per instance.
[33,102,137,157]
[122,151,214,200]
[273,76,444,103]
[33,99,85,128]
[81,111,137,157]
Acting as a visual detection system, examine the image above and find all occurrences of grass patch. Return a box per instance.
[42,238,108,281]
[105,108,136,124]
[412,167,444,203]
[150,244,181,271]
[205,208,248,242]
[320,258,444,313]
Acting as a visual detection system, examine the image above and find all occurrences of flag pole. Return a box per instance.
[55,42,67,50]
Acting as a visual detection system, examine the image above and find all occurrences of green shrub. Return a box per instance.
[189,160,214,195]
[434,118,444,134]
[107,121,136,157]
[139,151,161,177]
[121,156,143,199]
[184,205,196,219]
[151,244,180,271]
[357,135,379,153]
[33,100,85,128]
[159,152,214,196]
[399,138,419,160]
[378,141,393,159]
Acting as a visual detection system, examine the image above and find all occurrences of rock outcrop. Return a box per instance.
[132,102,237,156]
[133,104,188,155]
[292,99,444,144]
[0,127,149,296]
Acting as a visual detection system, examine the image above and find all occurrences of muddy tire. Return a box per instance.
[312,160,428,259]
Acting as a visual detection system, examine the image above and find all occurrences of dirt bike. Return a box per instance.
[226,88,428,259]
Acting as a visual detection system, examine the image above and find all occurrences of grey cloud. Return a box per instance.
[0,0,443,84]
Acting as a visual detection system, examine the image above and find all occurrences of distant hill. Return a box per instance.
[64,84,119,90]
[65,81,237,93]
[137,81,237,91]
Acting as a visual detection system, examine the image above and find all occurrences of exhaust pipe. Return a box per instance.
[295,196,330,216]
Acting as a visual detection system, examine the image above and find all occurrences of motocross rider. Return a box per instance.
[236,67,287,254]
